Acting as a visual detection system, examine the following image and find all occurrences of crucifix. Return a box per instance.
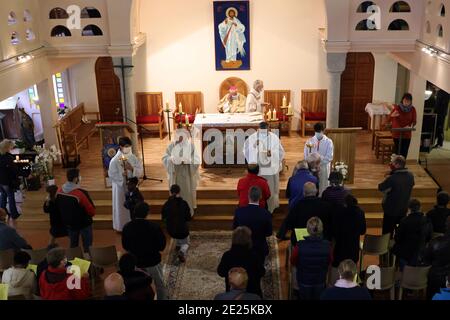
[113,57,134,122]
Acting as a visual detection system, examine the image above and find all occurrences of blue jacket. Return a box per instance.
[432,288,450,300]
[233,205,273,258]
[295,236,331,287]
[286,169,318,209]
[0,222,30,251]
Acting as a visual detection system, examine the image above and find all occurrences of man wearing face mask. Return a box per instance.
[109,137,144,232]
[304,123,334,195]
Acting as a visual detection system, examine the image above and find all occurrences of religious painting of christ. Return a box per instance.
[214,1,250,70]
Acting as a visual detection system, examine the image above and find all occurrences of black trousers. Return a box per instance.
[393,138,411,159]
[436,115,446,147]
[382,214,404,237]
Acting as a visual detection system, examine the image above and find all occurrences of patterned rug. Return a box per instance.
[163,231,282,300]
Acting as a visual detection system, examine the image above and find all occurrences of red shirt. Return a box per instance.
[39,267,91,300]
[237,173,271,208]
[390,105,417,139]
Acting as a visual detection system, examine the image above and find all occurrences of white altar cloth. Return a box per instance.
[194,112,264,128]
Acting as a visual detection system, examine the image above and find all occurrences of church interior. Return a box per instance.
[0,0,450,302]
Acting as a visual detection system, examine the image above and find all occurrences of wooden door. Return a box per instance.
[95,57,123,122]
[339,53,374,128]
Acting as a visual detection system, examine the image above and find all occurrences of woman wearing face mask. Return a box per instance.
[390,93,417,159]
[108,137,143,232]
[304,123,334,196]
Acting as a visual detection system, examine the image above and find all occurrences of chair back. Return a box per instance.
[301,90,327,114]
[374,266,396,290]
[136,92,163,116]
[175,92,203,115]
[327,267,339,287]
[219,77,248,99]
[362,234,391,256]
[89,246,118,267]
[22,248,48,265]
[264,90,291,114]
[0,249,14,271]
[66,247,84,261]
[400,266,431,290]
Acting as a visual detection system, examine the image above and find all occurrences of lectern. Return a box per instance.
[96,122,134,188]
[325,127,362,184]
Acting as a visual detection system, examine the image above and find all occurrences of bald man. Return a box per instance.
[215,268,261,300]
[104,273,126,300]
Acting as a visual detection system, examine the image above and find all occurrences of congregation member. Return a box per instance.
[214,268,262,300]
[162,184,192,263]
[56,168,95,253]
[434,89,450,149]
[39,248,90,300]
[108,137,143,232]
[244,122,285,213]
[306,152,321,180]
[104,273,127,300]
[286,160,317,209]
[237,164,271,209]
[233,186,273,260]
[0,208,31,251]
[123,177,144,221]
[290,217,332,300]
[423,217,450,299]
[304,123,334,195]
[432,272,450,301]
[322,171,349,207]
[320,260,371,300]
[378,155,415,236]
[122,202,168,300]
[331,194,366,268]
[278,182,332,244]
[218,86,246,113]
[43,185,67,246]
[118,253,155,300]
[162,129,200,216]
[1,251,36,299]
[426,191,450,234]
[392,199,433,269]
[245,80,266,113]
[390,93,417,158]
[0,139,20,220]
[217,227,265,297]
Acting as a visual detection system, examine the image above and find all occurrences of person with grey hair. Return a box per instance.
[234,186,273,260]
[306,152,321,179]
[245,80,267,113]
[214,267,261,300]
[290,217,332,300]
[0,139,20,220]
[217,226,265,297]
[286,160,318,209]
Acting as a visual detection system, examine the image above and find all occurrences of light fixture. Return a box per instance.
[17,54,33,63]
[425,90,433,100]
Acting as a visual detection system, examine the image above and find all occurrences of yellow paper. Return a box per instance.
[295,228,309,241]
[0,284,8,301]
[69,258,91,276]
[27,264,38,275]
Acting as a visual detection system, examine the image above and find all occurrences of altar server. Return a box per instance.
[245,80,265,113]
[304,123,334,195]
[244,122,285,213]
[162,129,200,216]
[108,137,143,232]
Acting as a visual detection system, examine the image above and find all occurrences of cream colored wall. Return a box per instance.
[372,53,398,104]
[68,58,99,112]
[133,0,328,130]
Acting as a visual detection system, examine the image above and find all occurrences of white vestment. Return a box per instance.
[218,17,246,61]
[304,135,334,195]
[243,131,285,213]
[162,140,200,216]
[108,150,143,232]
[245,88,264,113]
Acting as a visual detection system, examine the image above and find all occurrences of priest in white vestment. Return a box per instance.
[245,80,266,113]
[108,137,144,232]
[304,123,334,195]
[244,122,285,213]
[162,129,200,216]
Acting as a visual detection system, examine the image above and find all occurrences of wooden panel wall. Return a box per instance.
[175,92,203,114]
[264,90,291,113]
[301,90,327,113]
[135,92,163,116]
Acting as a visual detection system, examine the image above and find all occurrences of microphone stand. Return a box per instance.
[122,115,163,183]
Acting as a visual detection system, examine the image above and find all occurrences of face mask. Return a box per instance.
[122,147,132,155]
[315,133,323,140]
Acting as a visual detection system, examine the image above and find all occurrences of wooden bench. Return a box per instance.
[379,139,395,164]
[54,103,99,167]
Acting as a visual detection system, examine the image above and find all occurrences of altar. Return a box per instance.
[193,112,264,168]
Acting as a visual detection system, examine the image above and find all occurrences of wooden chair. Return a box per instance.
[0,249,14,273]
[135,92,165,139]
[89,246,118,269]
[379,139,395,164]
[173,92,203,128]
[359,234,391,275]
[66,247,84,261]
[398,266,431,300]
[219,77,248,99]
[264,90,293,134]
[374,131,393,155]
[300,90,327,137]
[22,248,48,265]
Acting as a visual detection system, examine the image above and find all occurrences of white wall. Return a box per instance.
[372,53,398,104]
[68,58,99,112]
[133,0,328,130]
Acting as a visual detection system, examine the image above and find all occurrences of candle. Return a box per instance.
[288,103,293,115]
[185,114,189,125]
[16,156,19,161]
[179,102,183,114]
[273,109,277,120]
[165,101,170,110]
[266,110,272,121]
[282,96,287,107]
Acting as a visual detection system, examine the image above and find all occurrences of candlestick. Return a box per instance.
[282,96,287,107]
[165,101,170,111]
[179,102,183,114]
[288,103,293,116]
[185,114,189,125]
[266,110,272,121]
[273,109,277,120]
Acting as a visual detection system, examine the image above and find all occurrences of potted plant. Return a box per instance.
[34,145,62,185]
[27,162,42,191]
[14,140,26,154]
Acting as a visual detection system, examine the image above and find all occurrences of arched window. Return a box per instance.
[437,24,444,37]
[26,29,36,41]
[81,7,101,18]
[388,19,410,30]
[440,4,446,16]
[8,11,17,25]
[24,9,32,22]
[82,25,103,36]
[49,7,69,19]
[356,1,376,12]
[11,32,20,45]
[425,21,431,33]
[51,25,72,37]
[355,19,378,31]
[390,1,411,12]
[426,1,432,15]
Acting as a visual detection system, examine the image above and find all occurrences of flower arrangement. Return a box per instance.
[33,145,62,181]
[334,161,349,181]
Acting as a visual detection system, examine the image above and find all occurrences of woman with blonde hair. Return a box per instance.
[0,139,20,220]
[320,259,371,300]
